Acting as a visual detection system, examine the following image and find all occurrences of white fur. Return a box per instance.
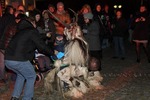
[87,71,103,89]
[44,21,103,98]
[44,68,57,93]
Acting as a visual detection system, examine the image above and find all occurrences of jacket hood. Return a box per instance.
[17,19,34,31]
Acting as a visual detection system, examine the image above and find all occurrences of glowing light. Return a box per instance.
[114,5,117,9]
[118,5,122,8]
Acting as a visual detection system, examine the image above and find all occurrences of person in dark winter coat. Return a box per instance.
[33,9,55,71]
[92,3,104,58]
[4,14,56,100]
[42,10,56,49]
[132,5,150,63]
[111,10,128,60]
[0,5,16,82]
[83,12,101,70]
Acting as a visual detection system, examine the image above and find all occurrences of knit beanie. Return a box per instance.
[57,2,64,8]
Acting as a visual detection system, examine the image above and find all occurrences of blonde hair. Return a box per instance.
[79,4,92,15]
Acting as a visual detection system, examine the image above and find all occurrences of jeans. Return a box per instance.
[5,60,36,100]
[0,50,5,80]
[113,37,125,58]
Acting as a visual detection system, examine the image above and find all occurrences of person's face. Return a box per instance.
[9,8,14,15]
[116,11,122,19]
[104,5,109,11]
[57,6,64,13]
[18,6,25,13]
[83,8,89,14]
[43,13,49,19]
[35,14,40,22]
[140,6,146,13]
[96,5,101,12]
[48,7,55,13]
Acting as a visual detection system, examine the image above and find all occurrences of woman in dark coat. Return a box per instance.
[83,12,101,70]
[132,5,150,63]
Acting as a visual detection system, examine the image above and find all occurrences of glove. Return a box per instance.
[56,52,64,59]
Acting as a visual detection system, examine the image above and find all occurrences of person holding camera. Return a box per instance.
[132,5,150,63]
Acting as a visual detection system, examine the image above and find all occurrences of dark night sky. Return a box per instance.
[36,0,150,18]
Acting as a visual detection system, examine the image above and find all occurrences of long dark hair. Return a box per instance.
[4,5,13,14]
[33,9,45,29]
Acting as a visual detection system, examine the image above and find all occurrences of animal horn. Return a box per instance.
[47,10,70,28]
[68,8,78,23]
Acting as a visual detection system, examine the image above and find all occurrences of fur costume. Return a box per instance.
[87,71,103,90]
[44,9,103,98]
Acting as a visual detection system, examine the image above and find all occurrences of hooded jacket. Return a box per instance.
[5,19,54,61]
[112,17,128,37]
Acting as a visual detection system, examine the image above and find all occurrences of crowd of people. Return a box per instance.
[0,1,150,100]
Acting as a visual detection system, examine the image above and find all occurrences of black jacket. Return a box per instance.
[5,19,54,61]
[132,11,150,40]
[112,17,128,37]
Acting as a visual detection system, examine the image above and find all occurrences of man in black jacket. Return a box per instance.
[111,10,128,60]
[4,14,56,100]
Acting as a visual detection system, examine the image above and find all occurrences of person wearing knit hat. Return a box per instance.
[83,12,93,19]
[53,1,71,53]
[82,12,101,71]
[57,2,64,8]
[56,2,65,14]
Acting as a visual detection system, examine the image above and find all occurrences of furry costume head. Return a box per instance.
[64,24,83,40]
[64,38,89,66]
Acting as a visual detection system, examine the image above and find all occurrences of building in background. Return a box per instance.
[0,0,5,16]
[1,0,36,15]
